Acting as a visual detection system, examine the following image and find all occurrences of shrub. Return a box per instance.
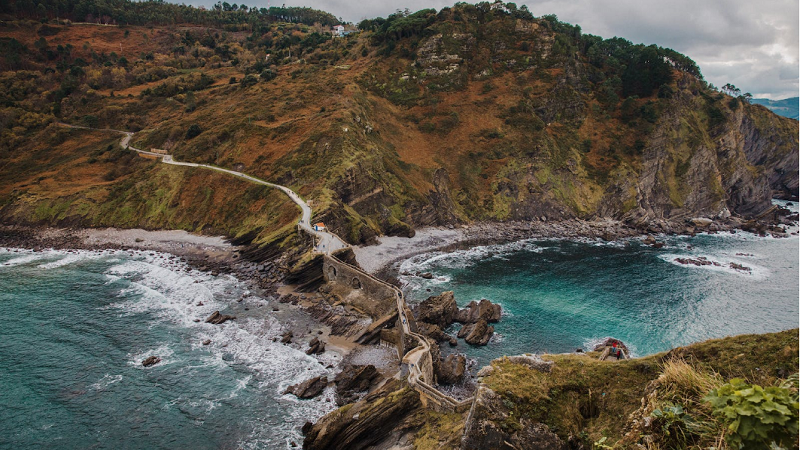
[240,74,258,87]
[259,69,277,81]
[185,124,202,139]
[704,378,799,450]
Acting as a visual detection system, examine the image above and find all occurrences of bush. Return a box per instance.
[185,124,202,139]
[704,378,799,450]
[259,69,277,81]
[240,74,258,88]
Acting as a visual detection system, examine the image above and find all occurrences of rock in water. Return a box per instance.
[205,311,236,325]
[437,354,467,385]
[306,337,325,355]
[458,319,494,345]
[284,376,328,399]
[416,291,459,328]
[456,299,502,324]
[142,356,161,367]
[280,331,293,344]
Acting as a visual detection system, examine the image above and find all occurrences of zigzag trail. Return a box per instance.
[61,123,474,412]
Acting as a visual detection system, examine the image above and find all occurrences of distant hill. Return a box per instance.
[751,97,799,119]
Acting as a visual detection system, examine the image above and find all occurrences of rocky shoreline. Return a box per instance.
[360,209,797,278]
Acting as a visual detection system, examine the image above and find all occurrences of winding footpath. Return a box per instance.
[62,123,471,412]
[59,123,347,253]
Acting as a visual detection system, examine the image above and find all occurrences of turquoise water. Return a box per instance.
[0,249,338,450]
[401,201,799,367]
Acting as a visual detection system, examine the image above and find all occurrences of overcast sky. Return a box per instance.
[200,0,799,99]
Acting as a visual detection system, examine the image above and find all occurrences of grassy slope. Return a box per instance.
[0,125,299,244]
[482,329,799,448]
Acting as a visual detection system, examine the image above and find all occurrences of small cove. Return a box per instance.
[400,201,799,368]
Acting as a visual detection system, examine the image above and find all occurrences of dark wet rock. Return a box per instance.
[281,331,293,344]
[456,299,502,324]
[142,356,161,367]
[302,422,314,435]
[458,319,494,345]
[437,354,467,385]
[416,322,450,343]
[416,291,459,329]
[202,339,211,346]
[420,272,434,279]
[334,364,380,405]
[284,376,328,399]
[729,262,752,272]
[674,256,721,267]
[306,337,325,355]
[205,311,236,325]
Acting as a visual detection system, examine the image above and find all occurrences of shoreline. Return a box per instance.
[355,216,759,277]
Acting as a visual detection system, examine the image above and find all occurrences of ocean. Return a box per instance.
[1,201,797,449]
[0,249,339,450]
[400,200,799,367]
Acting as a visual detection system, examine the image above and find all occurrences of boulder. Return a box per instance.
[456,299,502,324]
[416,291,459,328]
[280,331,294,344]
[690,217,713,227]
[417,322,449,342]
[420,272,434,279]
[458,319,494,345]
[142,356,161,367]
[205,311,235,325]
[334,364,380,405]
[284,376,328,399]
[437,354,467,385]
[306,337,325,355]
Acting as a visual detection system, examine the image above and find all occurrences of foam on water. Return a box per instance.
[1,246,338,450]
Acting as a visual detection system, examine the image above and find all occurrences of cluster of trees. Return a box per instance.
[2,0,338,28]
[358,1,534,42]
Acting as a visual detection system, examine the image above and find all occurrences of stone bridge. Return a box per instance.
[323,251,474,414]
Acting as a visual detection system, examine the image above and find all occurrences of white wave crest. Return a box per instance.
[658,253,768,279]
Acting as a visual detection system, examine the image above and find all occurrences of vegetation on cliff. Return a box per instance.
[301,330,798,450]
[479,329,798,449]
[0,1,796,246]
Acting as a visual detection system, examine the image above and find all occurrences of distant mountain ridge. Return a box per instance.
[751,97,799,119]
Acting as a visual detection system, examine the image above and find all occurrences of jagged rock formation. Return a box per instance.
[438,354,467,385]
[284,376,328,399]
[458,318,494,346]
[417,291,460,328]
[333,364,381,406]
[303,380,423,450]
[205,311,235,325]
[455,299,502,324]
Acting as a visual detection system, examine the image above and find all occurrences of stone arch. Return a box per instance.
[328,265,337,279]
[351,277,362,289]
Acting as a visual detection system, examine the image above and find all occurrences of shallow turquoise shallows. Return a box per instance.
[401,201,799,367]
[0,249,337,450]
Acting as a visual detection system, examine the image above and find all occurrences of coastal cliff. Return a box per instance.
[303,329,798,450]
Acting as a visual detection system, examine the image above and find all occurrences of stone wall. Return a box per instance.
[322,252,398,319]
